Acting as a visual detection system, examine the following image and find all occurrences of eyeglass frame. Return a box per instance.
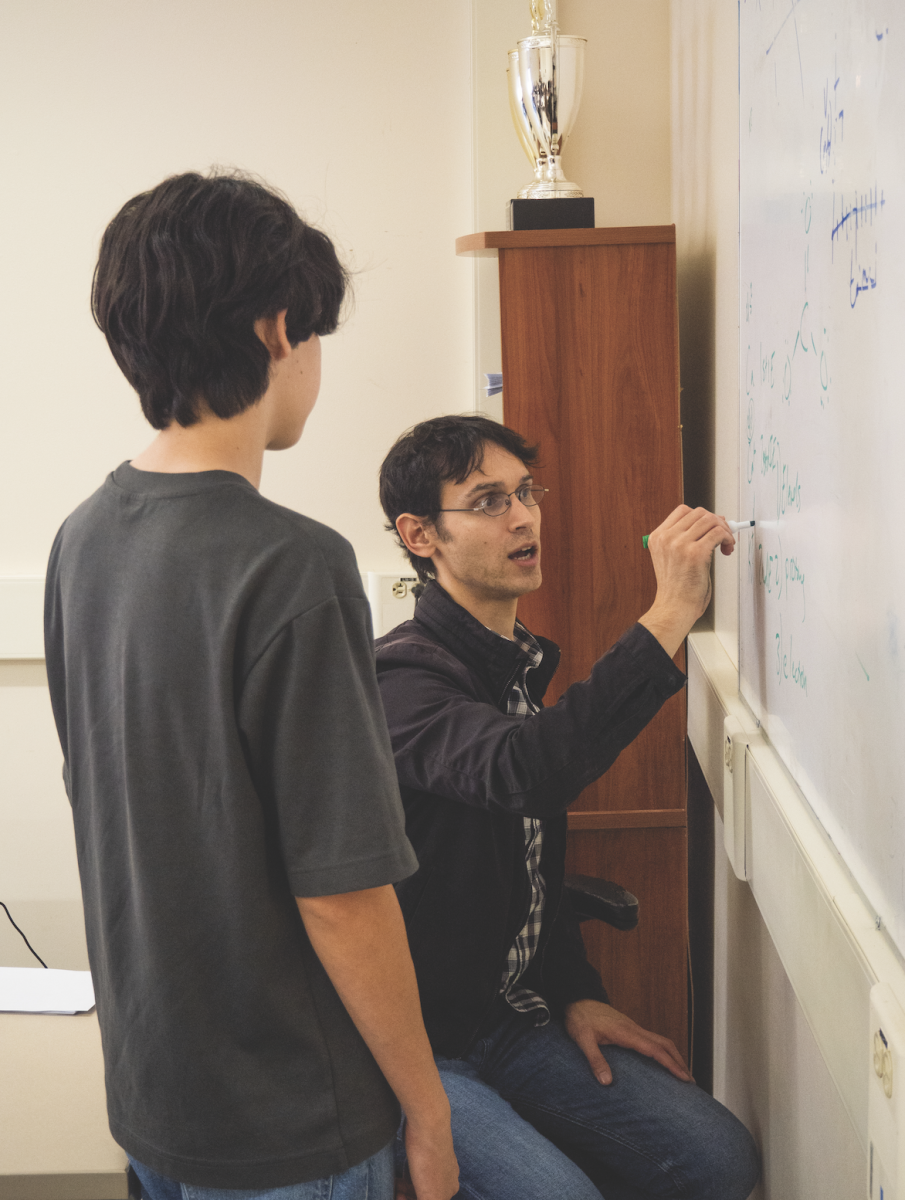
[438,484,548,518]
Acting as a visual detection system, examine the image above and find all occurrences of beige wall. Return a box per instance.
[472,0,672,419]
[671,0,739,659]
[563,0,671,228]
[0,0,474,580]
[0,0,474,925]
[473,0,672,228]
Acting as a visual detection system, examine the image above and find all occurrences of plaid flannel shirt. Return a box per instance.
[498,622,550,1025]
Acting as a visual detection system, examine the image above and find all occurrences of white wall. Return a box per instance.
[712,815,865,1199]
[0,0,474,934]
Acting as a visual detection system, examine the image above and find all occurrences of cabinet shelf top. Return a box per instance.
[456,225,676,256]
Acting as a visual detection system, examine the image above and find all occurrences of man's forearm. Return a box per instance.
[380,625,683,821]
[295,885,450,1128]
[636,600,698,660]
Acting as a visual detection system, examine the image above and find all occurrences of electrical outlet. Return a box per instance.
[868,982,905,1198]
[366,572,419,638]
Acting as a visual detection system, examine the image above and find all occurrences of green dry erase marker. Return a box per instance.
[642,519,753,549]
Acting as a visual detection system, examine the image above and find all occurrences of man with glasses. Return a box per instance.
[377,414,760,1200]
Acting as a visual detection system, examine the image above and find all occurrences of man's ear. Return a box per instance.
[395,514,438,562]
[254,309,292,362]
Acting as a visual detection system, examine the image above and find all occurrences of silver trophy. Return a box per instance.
[508,0,586,199]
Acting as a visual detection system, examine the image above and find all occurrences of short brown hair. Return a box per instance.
[92,170,348,429]
[379,415,540,582]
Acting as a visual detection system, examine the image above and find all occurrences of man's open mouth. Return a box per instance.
[509,545,537,561]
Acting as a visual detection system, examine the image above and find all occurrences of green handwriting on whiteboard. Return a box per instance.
[746,430,803,518]
[757,540,807,620]
[744,297,831,412]
[776,615,808,696]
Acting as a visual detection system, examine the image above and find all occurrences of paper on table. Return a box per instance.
[0,966,95,1014]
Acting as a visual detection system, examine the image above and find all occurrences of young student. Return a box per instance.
[375,414,761,1200]
[43,172,457,1200]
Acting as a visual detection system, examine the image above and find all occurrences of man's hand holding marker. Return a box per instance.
[641,517,754,549]
[638,506,745,658]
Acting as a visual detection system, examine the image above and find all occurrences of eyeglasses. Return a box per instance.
[439,485,548,518]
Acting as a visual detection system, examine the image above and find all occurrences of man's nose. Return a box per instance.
[508,495,536,525]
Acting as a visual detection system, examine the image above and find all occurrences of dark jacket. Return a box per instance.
[375,581,686,1057]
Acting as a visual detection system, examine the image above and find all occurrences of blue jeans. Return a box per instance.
[417,1010,759,1200]
[128,1142,394,1200]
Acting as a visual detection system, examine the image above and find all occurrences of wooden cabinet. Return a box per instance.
[458,226,688,1056]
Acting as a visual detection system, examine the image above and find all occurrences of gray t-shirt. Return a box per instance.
[44,463,418,1188]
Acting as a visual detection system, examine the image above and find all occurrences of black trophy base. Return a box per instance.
[509,197,595,231]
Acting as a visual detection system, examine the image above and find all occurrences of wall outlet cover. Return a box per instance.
[869,982,905,1199]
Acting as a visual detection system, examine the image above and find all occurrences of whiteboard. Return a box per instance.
[739,0,905,951]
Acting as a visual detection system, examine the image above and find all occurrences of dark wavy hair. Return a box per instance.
[91,170,348,429]
[379,414,540,582]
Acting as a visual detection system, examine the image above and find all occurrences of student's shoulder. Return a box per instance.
[251,496,362,596]
[61,466,362,610]
[192,491,368,651]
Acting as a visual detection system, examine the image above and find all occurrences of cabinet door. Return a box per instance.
[498,234,688,1055]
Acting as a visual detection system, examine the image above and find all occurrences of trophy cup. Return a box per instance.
[507,0,593,229]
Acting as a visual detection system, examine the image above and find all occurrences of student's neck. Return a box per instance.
[438,579,519,640]
[130,405,269,489]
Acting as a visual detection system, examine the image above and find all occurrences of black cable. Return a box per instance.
[0,901,48,968]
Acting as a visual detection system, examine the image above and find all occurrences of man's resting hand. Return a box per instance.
[564,999,693,1086]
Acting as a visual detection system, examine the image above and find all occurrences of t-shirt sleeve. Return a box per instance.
[238,592,418,897]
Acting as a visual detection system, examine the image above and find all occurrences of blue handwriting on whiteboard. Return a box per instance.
[820,71,843,176]
[831,187,884,307]
[851,251,878,307]
[831,187,884,262]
